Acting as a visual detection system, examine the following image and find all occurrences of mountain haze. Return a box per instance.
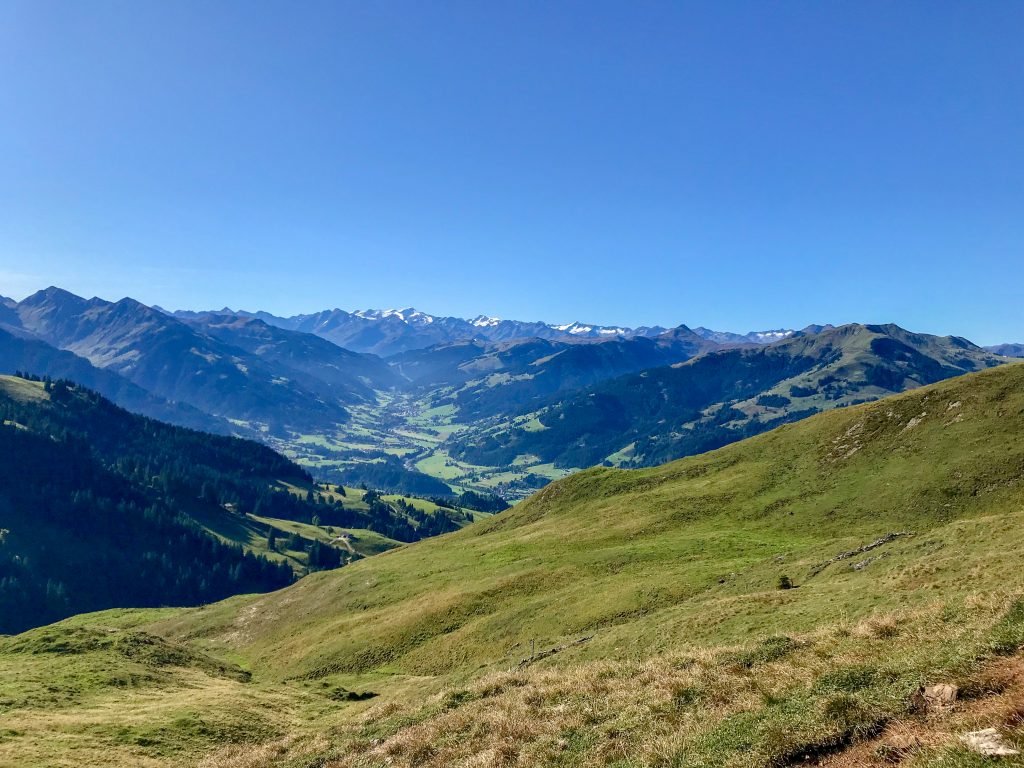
[0,325,227,432]
[391,325,728,421]
[178,313,401,401]
[4,288,389,432]
[988,342,1024,358]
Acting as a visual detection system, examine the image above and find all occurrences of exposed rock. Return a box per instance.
[902,412,928,432]
[851,553,890,571]
[808,532,915,577]
[924,683,958,708]
[908,683,958,713]
[961,728,1020,756]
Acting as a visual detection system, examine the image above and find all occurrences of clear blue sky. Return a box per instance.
[1,1,1021,343]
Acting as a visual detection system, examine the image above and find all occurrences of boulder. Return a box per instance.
[924,683,958,708]
[909,683,958,712]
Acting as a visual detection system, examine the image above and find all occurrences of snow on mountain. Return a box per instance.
[553,322,594,335]
[354,308,434,324]
[170,304,799,355]
[693,327,798,345]
[749,329,795,343]
[471,316,502,328]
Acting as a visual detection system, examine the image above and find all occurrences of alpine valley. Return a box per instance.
[1,288,1015,504]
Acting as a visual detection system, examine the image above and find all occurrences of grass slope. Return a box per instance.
[3,363,1024,766]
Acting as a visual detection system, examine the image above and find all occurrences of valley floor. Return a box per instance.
[267,391,575,501]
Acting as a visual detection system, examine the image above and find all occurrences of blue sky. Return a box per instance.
[1,1,1021,343]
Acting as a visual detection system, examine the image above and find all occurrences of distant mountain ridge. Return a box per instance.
[3,288,397,433]
[391,325,727,422]
[167,304,789,356]
[987,342,1024,358]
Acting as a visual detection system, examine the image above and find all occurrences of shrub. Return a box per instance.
[756,394,792,408]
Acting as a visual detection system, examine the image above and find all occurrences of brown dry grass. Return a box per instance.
[304,605,984,768]
[816,656,1024,767]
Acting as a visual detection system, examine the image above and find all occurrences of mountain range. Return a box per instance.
[987,342,1024,358]
[2,288,398,434]
[166,303,800,356]
[0,287,1018,499]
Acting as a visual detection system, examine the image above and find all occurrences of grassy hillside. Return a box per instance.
[3,363,1024,766]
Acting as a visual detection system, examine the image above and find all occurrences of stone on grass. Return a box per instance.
[961,728,1020,757]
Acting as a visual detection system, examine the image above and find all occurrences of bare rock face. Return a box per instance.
[961,728,1020,756]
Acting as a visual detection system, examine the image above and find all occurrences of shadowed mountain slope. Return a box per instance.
[0,375,472,634]
[179,313,401,401]
[390,326,727,421]
[12,288,352,431]
[0,326,228,433]
[0,374,304,633]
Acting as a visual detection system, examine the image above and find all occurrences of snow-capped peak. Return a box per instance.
[749,329,794,342]
[354,308,434,324]
[549,321,631,337]
[471,315,502,327]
